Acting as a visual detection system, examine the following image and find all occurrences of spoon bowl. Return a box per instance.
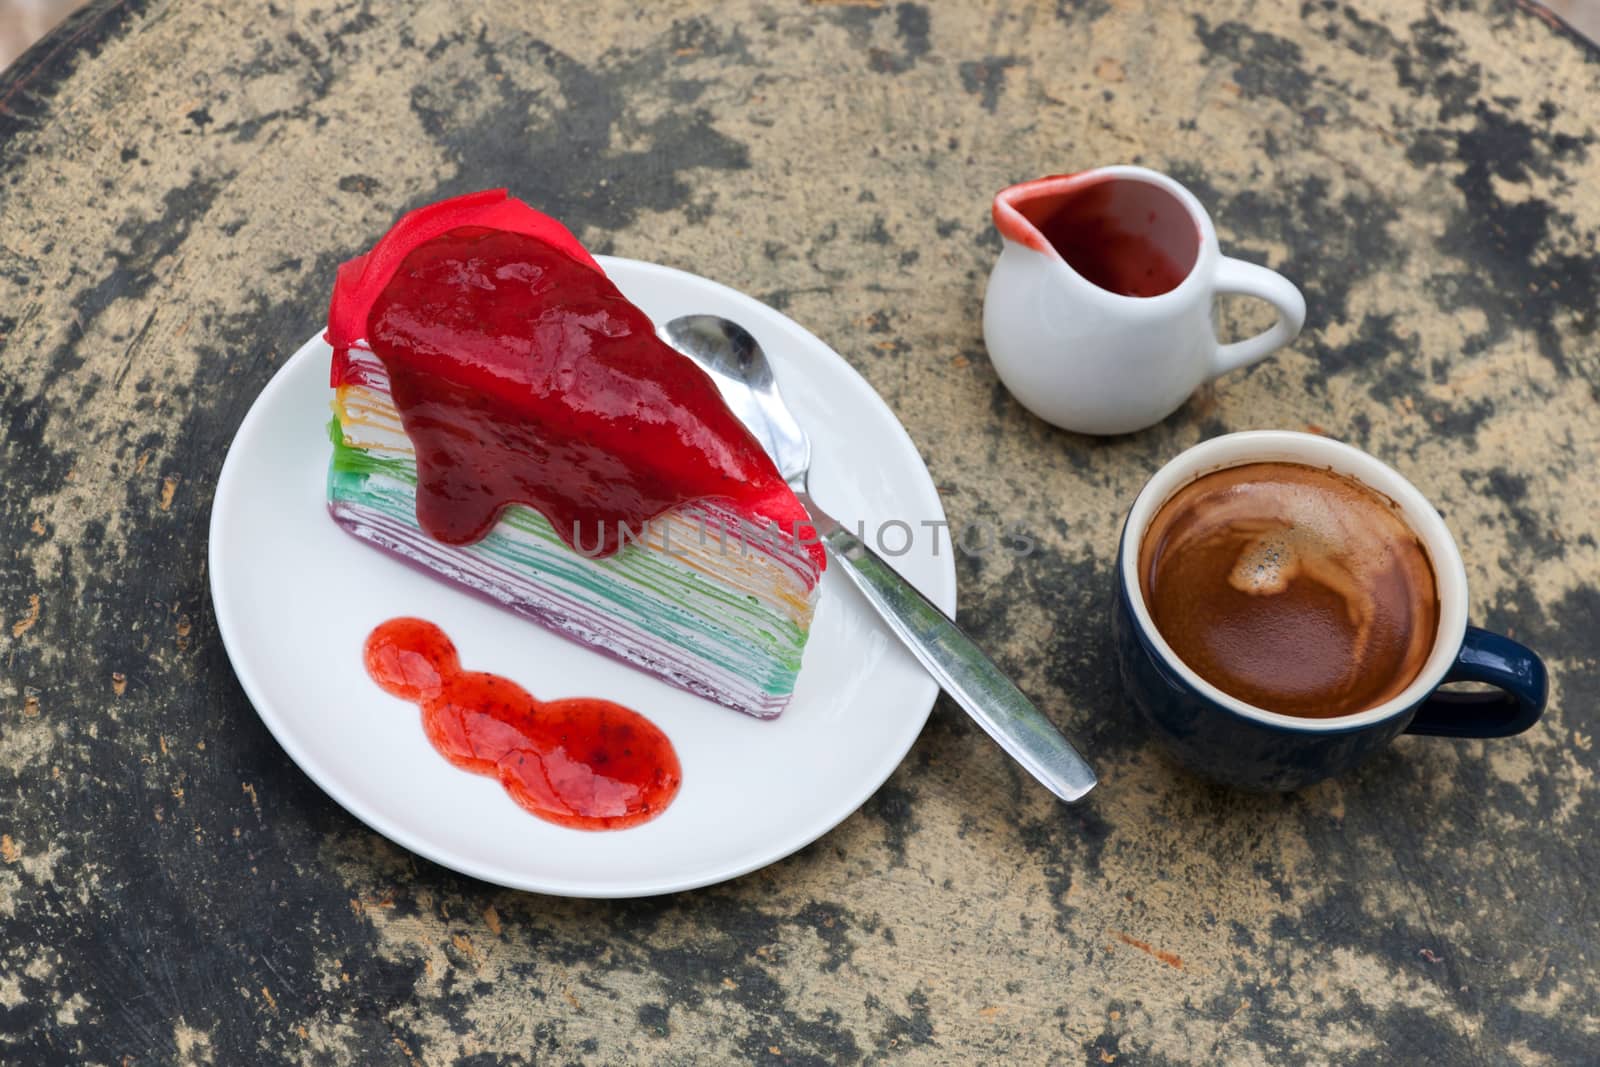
[662,315,811,485]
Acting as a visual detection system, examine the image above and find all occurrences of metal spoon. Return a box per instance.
[660,314,1097,803]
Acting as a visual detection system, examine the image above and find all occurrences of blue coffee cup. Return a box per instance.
[1114,431,1547,791]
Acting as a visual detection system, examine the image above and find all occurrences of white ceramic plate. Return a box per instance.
[209,256,956,898]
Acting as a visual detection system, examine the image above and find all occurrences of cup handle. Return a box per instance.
[1208,256,1307,378]
[1406,626,1549,738]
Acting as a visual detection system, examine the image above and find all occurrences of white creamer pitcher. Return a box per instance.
[982,166,1305,436]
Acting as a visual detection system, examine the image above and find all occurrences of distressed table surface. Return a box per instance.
[2,1,1597,1063]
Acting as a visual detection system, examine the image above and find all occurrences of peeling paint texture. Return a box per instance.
[2,1,1598,1064]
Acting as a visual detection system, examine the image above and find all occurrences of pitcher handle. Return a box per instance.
[1209,256,1306,378]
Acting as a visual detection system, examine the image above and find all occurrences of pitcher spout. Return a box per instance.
[991,173,1095,258]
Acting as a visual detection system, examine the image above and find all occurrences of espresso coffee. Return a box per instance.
[1138,462,1439,717]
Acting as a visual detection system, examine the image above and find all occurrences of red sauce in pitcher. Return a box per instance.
[993,173,1198,297]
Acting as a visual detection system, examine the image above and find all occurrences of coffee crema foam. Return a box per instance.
[1138,462,1439,718]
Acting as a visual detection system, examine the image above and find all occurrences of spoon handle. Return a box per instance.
[800,494,1097,803]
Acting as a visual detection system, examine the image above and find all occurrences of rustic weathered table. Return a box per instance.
[2,1,1596,1062]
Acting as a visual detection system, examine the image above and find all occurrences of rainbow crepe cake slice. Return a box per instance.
[325,190,824,719]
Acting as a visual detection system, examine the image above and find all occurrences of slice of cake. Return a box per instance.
[325,190,824,719]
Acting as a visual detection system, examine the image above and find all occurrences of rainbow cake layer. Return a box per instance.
[327,349,822,719]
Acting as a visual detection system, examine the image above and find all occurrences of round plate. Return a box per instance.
[209,256,956,897]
